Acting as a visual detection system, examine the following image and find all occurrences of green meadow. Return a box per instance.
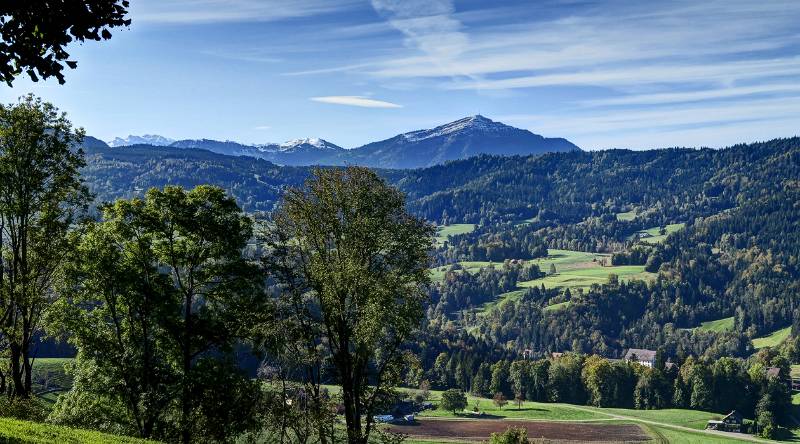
[631,223,686,244]
[402,388,772,443]
[752,326,793,349]
[616,210,638,221]
[432,249,656,314]
[683,316,735,333]
[435,223,477,246]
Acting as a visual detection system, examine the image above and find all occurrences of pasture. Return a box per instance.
[752,326,792,349]
[399,388,775,443]
[631,223,686,244]
[684,316,735,333]
[435,223,477,246]
[433,249,656,314]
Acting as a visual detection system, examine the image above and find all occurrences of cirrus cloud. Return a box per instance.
[310,96,402,108]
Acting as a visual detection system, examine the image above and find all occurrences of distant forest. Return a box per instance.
[82,138,800,364]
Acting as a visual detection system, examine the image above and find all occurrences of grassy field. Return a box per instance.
[684,316,735,333]
[434,249,656,314]
[631,223,686,244]
[412,389,606,421]
[518,264,652,292]
[644,424,759,444]
[0,417,153,444]
[752,326,792,349]
[594,407,722,430]
[404,389,771,443]
[616,210,638,221]
[31,357,73,403]
[435,223,476,246]
[792,365,800,378]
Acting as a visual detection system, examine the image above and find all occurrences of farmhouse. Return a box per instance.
[706,410,744,433]
[624,348,656,367]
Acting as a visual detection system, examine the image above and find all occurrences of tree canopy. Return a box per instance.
[0,1,130,85]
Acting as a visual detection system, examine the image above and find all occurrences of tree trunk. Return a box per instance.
[9,343,26,398]
[181,291,192,444]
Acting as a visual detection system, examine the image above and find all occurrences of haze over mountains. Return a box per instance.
[99,115,579,169]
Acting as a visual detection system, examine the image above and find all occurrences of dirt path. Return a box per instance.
[563,405,772,443]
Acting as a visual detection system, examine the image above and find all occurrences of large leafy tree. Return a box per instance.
[0,1,130,85]
[262,167,433,444]
[0,95,88,398]
[51,185,266,443]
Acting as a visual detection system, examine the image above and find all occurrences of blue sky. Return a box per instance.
[1,0,799,149]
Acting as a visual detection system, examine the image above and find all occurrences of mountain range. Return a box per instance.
[97,115,579,169]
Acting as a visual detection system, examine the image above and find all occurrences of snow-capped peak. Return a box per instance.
[108,134,175,147]
[278,138,339,151]
[402,115,510,142]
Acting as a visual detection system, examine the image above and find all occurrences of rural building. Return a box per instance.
[523,349,534,359]
[706,410,744,433]
[624,348,656,367]
[766,367,794,392]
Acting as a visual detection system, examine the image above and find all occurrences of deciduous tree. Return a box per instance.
[262,167,433,444]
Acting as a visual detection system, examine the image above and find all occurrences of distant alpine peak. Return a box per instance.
[402,115,513,143]
[108,134,175,147]
[279,138,340,151]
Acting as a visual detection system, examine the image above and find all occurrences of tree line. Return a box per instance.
[428,350,793,439]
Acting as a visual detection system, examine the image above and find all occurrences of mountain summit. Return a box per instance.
[108,134,175,147]
[337,115,579,169]
[101,116,578,169]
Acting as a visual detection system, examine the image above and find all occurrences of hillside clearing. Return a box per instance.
[684,316,735,333]
[435,224,476,246]
[631,223,685,244]
[752,326,792,349]
[436,249,657,314]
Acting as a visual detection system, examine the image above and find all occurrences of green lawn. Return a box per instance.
[791,365,800,379]
[752,326,792,349]
[435,224,476,246]
[632,223,686,244]
[0,417,153,444]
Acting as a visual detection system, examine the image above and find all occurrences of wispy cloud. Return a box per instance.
[134,0,358,24]
[370,0,472,77]
[310,96,402,108]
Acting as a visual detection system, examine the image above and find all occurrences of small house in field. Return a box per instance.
[706,410,743,432]
[624,348,656,368]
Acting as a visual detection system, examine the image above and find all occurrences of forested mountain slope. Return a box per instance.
[81,138,800,362]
